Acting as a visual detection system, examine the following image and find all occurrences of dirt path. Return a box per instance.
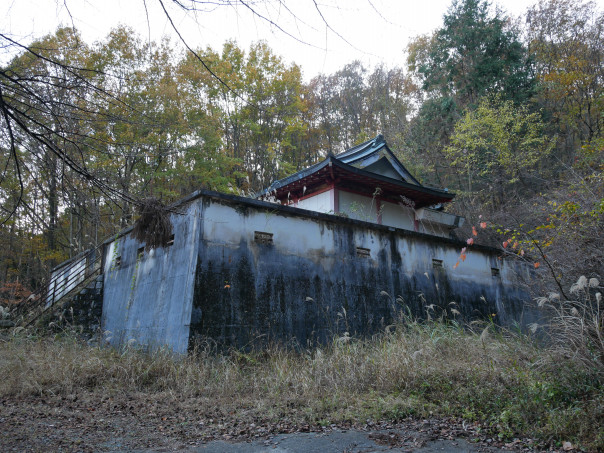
[0,393,546,452]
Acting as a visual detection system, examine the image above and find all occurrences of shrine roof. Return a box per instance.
[260,137,455,208]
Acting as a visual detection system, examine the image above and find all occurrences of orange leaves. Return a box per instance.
[455,242,471,270]
[534,262,540,269]
[455,219,484,269]
[0,281,32,305]
[504,239,519,249]
[503,238,524,257]
[460,246,467,262]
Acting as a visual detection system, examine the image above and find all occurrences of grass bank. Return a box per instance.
[1,312,602,451]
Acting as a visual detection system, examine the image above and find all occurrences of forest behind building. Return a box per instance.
[0,0,602,301]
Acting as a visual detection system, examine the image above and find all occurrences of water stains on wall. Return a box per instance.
[102,190,540,353]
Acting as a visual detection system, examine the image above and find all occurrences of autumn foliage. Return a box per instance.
[0,0,602,297]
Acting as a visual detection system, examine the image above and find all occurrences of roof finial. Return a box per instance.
[375,134,384,143]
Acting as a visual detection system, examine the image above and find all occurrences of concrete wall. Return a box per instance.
[101,202,201,353]
[102,190,540,353]
[54,274,104,337]
[417,221,448,238]
[416,208,462,238]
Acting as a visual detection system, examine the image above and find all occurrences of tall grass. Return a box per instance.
[2,307,602,450]
[536,276,603,377]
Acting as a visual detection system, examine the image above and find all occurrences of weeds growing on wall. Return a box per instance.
[131,198,173,250]
[1,282,602,451]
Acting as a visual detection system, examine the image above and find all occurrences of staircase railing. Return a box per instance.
[10,244,104,328]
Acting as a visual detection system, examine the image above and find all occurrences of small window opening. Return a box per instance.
[356,247,370,258]
[432,259,443,269]
[115,256,121,267]
[254,231,273,245]
[165,234,175,247]
[491,267,500,277]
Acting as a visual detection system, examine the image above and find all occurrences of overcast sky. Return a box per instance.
[3,0,599,80]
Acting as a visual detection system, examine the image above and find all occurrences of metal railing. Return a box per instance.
[10,244,104,328]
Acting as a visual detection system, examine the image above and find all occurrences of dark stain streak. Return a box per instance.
[107,196,539,353]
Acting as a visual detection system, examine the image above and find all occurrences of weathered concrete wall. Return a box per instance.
[102,190,540,353]
[101,202,201,353]
[188,194,539,350]
[50,274,104,337]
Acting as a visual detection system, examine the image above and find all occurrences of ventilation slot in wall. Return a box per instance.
[165,234,175,247]
[254,231,273,245]
[114,256,121,268]
[432,259,443,269]
[356,247,370,258]
[491,267,500,277]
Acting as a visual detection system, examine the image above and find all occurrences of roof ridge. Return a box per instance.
[335,134,382,158]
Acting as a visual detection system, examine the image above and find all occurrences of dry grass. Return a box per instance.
[0,322,506,398]
[1,315,602,450]
[131,197,173,250]
[536,276,603,377]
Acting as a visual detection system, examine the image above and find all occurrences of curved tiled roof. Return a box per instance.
[335,134,421,185]
[260,135,454,208]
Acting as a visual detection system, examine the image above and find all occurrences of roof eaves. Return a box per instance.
[331,159,454,200]
[257,156,334,197]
